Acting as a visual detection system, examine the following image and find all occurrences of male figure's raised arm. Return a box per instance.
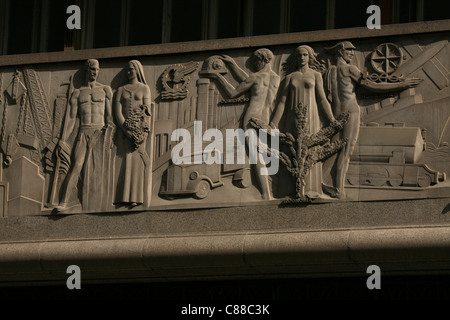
[207,73,255,99]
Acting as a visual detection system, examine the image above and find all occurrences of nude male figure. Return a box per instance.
[56,59,113,210]
[324,41,422,199]
[206,49,280,199]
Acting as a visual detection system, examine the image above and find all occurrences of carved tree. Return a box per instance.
[250,102,350,203]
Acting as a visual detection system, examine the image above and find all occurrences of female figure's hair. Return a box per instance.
[129,60,147,85]
[282,45,326,75]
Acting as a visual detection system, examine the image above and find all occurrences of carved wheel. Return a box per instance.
[387,174,403,187]
[194,180,211,199]
[370,43,403,74]
[417,175,432,188]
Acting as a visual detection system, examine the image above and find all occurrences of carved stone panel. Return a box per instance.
[0,31,449,216]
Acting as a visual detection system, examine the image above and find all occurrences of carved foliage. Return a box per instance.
[123,104,151,150]
[251,104,349,203]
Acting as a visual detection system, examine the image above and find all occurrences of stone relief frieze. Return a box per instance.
[0,33,449,216]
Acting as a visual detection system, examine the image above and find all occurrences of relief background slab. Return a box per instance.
[1,21,450,286]
[0,29,449,216]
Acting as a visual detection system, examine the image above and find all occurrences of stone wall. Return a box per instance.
[1,20,450,285]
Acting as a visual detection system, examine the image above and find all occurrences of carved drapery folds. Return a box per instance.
[0,34,449,216]
[114,60,153,208]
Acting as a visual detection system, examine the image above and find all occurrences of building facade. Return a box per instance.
[1,0,450,300]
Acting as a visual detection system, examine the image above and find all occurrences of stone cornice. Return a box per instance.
[2,224,450,286]
[0,20,449,67]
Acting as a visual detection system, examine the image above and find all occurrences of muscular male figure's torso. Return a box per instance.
[76,84,109,126]
[336,64,361,113]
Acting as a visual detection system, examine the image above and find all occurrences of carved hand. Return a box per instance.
[107,121,116,129]
[123,129,133,140]
[56,140,71,173]
[141,104,151,116]
[219,54,236,65]
[404,77,423,88]
[57,140,70,155]
[329,117,338,127]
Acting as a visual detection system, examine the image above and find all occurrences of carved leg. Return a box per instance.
[335,111,360,199]
[245,134,273,200]
[56,139,87,210]
[255,161,272,200]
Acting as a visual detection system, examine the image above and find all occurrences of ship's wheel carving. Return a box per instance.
[370,43,404,74]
